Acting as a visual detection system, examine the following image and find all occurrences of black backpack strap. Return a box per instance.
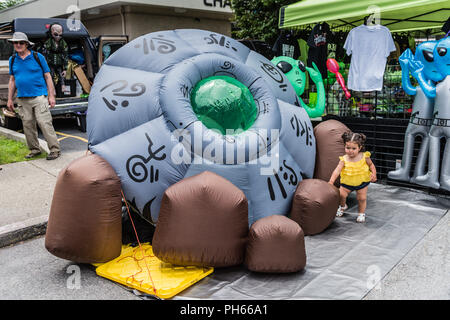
[33,51,45,76]
[10,54,16,75]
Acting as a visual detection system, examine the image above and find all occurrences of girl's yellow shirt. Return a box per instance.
[339,151,372,186]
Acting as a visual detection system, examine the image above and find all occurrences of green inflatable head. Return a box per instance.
[271,56,307,97]
[271,56,326,118]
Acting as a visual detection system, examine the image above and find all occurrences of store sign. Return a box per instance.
[203,0,231,9]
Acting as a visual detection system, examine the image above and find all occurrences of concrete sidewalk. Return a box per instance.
[0,126,85,247]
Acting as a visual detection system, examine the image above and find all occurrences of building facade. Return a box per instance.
[0,0,233,40]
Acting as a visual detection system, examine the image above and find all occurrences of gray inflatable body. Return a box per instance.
[414,76,450,191]
[388,87,434,182]
[88,29,316,226]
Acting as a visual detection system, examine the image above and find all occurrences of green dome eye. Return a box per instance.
[191,76,258,135]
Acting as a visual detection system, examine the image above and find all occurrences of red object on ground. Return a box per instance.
[327,58,351,99]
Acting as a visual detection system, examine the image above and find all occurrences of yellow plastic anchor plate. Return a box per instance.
[95,244,214,299]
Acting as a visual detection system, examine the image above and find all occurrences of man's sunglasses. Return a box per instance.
[13,41,27,45]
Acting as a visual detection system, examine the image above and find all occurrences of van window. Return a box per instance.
[101,41,123,61]
[0,39,14,60]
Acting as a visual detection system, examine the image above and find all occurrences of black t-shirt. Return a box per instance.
[272,31,300,59]
[443,16,450,34]
[307,22,329,79]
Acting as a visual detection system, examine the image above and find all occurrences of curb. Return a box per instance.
[0,127,50,247]
[0,126,50,154]
[0,215,48,248]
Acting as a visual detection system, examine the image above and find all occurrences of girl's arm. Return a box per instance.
[328,160,345,185]
[366,157,377,182]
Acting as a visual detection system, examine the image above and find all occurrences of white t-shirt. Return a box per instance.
[344,25,396,91]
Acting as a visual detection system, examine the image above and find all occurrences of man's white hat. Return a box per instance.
[8,32,34,46]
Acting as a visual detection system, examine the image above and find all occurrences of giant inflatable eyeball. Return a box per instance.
[87,29,316,226]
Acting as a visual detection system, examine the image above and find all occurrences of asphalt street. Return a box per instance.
[39,117,88,153]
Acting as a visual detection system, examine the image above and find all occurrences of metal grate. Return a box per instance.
[317,115,450,196]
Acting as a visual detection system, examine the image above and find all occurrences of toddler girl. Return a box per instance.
[328,132,377,223]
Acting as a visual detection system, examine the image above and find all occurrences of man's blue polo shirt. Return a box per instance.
[9,50,50,98]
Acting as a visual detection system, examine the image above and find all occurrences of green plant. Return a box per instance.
[0,135,46,164]
[0,0,25,10]
[231,0,298,44]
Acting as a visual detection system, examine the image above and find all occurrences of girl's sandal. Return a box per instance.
[356,213,366,223]
[336,204,348,217]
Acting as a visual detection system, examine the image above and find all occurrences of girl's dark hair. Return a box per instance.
[342,131,366,152]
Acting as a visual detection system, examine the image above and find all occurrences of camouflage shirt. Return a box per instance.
[43,38,68,69]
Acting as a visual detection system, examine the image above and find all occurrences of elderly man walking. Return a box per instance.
[7,32,61,160]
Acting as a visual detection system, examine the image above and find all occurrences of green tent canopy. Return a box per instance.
[279,0,449,33]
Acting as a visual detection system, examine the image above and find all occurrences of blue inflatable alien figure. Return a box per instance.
[388,41,441,183]
[410,37,450,190]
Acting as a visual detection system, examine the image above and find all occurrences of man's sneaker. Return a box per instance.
[46,151,61,160]
[25,151,41,159]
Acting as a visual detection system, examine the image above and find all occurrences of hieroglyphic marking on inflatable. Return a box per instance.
[259,61,288,92]
[126,133,166,183]
[100,80,146,111]
[255,100,270,116]
[290,114,313,146]
[280,160,298,186]
[267,168,288,201]
[166,118,197,130]
[142,196,157,223]
[180,84,193,98]
[220,61,235,70]
[203,33,237,51]
[134,35,176,54]
[259,62,283,83]
[246,76,261,91]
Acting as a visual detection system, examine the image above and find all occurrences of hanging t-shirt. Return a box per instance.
[343,24,396,91]
[443,16,450,34]
[298,38,310,90]
[272,31,300,59]
[307,22,329,79]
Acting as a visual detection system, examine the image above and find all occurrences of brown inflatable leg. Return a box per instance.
[245,215,306,273]
[290,179,339,235]
[45,154,123,263]
[313,119,350,186]
[152,171,249,268]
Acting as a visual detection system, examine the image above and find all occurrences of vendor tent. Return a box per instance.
[279,0,450,32]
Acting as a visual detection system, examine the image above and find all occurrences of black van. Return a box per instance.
[0,18,127,131]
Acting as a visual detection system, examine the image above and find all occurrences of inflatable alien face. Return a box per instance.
[51,24,63,42]
[433,37,450,77]
[415,41,443,82]
[271,56,306,97]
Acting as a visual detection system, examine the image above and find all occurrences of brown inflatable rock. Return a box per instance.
[152,171,248,268]
[45,154,122,263]
[290,179,339,235]
[313,119,350,186]
[245,215,306,273]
